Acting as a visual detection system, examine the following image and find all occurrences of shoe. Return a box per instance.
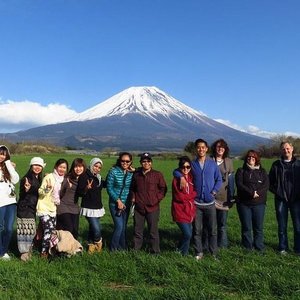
[279,250,288,256]
[88,243,96,254]
[195,253,204,260]
[1,253,11,260]
[212,254,219,261]
[20,252,31,262]
[94,239,103,253]
[40,252,48,259]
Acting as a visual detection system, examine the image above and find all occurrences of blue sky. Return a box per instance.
[0,0,299,136]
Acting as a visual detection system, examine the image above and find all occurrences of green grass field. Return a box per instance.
[0,154,300,299]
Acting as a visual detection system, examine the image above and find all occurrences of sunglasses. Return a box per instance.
[121,160,131,163]
[182,165,191,170]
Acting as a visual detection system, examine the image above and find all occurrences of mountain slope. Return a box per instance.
[7,86,269,154]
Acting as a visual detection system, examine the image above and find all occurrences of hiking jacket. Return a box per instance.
[235,164,269,206]
[172,173,196,223]
[269,157,300,202]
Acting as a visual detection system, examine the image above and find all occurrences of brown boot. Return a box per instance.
[40,252,48,259]
[94,239,103,253]
[88,243,96,254]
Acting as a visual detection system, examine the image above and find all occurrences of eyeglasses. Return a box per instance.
[182,165,191,170]
[121,160,131,163]
[141,160,151,163]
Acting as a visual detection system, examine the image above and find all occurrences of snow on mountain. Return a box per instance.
[7,86,270,154]
[70,86,210,125]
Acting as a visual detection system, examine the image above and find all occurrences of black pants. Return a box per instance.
[134,209,160,253]
[56,213,79,239]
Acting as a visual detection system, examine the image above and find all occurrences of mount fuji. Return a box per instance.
[7,86,269,154]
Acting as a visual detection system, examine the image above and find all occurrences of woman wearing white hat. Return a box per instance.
[17,157,46,261]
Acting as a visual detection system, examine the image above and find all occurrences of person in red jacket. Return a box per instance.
[131,153,167,254]
[172,156,197,255]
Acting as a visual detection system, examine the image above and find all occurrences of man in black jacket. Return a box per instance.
[269,141,300,255]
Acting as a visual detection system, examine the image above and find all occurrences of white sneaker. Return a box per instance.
[195,253,204,260]
[1,253,11,260]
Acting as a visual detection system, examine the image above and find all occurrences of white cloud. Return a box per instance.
[214,119,247,133]
[215,119,280,138]
[0,100,78,132]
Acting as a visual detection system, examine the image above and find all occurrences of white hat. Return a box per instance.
[30,157,46,168]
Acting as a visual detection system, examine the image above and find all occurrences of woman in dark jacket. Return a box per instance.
[57,158,86,239]
[17,157,45,261]
[77,158,105,254]
[235,150,269,251]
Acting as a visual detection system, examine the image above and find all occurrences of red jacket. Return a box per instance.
[171,174,197,223]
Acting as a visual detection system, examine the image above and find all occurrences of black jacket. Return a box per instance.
[76,169,105,210]
[17,174,41,218]
[235,164,269,206]
[269,157,300,202]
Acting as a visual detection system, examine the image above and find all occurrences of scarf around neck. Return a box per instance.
[52,169,64,205]
[246,163,260,170]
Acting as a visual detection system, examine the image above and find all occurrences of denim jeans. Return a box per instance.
[216,209,228,248]
[0,204,16,256]
[237,203,265,251]
[109,203,129,251]
[85,217,102,243]
[275,199,300,253]
[194,204,217,255]
[176,222,193,255]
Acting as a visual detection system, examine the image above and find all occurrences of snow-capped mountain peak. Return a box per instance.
[72,86,206,122]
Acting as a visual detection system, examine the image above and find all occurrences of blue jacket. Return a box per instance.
[191,158,222,205]
[175,157,222,205]
[106,166,133,205]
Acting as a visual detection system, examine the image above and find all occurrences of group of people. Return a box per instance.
[0,147,167,260]
[0,139,299,261]
[171,139,300,259]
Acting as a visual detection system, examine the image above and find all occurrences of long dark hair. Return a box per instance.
[0,145,11,182]
[54,158,69,173]
[178,156,192,169]
[68,158,86,180]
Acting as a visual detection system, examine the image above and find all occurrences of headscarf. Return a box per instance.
[89,158,103,185]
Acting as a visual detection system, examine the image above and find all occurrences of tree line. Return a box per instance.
[184,135,300,158]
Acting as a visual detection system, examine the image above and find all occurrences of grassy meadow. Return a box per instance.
[1,154,300,299]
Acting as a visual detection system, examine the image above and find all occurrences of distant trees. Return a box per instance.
[183,135,300,158]
[257,135,299,158]
[184,141,196,156]
[0,140,64,154]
